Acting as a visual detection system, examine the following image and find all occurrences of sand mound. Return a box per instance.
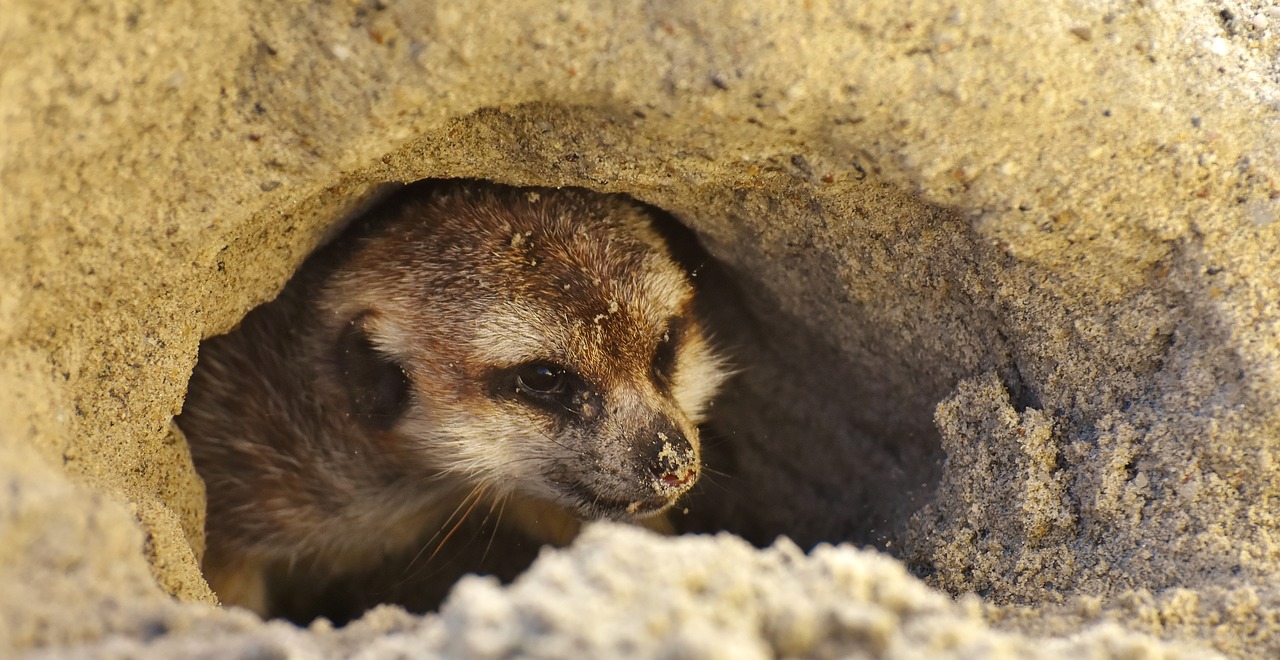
[2,0,1277,656]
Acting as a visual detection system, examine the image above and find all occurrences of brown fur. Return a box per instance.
[178,181,727,622]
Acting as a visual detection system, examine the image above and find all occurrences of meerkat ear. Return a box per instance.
[333,317,412,430]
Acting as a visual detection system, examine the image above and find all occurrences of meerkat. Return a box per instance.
[177,180,729,622]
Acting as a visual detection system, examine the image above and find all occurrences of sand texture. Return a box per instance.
[2,0,1278,656]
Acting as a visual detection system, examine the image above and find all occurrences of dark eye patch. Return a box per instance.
[498,361,595,420]
[334,315,412,431]
[653,317,686,387]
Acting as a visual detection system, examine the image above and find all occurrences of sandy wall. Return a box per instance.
[2,0,1278,656]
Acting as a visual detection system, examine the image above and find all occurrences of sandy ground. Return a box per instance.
[1,0,1278,656]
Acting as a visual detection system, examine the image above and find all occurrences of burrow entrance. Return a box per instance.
[182,169,1022,625]
[179,93,1052,624]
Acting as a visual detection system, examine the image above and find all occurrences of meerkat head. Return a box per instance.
[320,184,728,520]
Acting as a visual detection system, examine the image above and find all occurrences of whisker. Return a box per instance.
[692,474,730,495]
[480,494,508,566]
[700,465,735,482]
[426,485,487,566]
[400,484,485,577]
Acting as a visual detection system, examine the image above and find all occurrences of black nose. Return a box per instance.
[643,427,698,495]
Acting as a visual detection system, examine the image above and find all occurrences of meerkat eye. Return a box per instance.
[515,362,569,396]
[506,362,597,419]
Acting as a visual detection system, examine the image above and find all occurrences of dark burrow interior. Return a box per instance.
[675,182,1021,553]
[191,174,1021,626]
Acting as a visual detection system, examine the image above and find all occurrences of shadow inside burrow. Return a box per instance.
[184,176,1018,626]
[666,194,1003,553]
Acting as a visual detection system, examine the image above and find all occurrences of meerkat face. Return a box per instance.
[323,185,729,520]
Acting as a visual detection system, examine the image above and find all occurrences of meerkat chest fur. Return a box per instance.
[179,181,728,617]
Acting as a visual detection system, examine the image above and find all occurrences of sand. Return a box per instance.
[1,0,1277,656]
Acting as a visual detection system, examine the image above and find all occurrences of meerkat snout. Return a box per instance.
[179,181,730,621]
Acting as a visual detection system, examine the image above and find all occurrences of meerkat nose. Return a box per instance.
[649,428,698,494]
